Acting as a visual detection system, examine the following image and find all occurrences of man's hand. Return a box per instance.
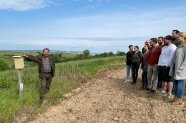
[22,54,28,58]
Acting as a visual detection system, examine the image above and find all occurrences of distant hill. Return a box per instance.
[0,50,83,54]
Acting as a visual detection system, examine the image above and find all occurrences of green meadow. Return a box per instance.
[0,52,125,123]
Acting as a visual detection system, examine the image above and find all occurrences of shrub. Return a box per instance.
[0,61,9,71]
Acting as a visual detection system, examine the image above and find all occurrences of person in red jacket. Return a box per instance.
[147,38,162,93]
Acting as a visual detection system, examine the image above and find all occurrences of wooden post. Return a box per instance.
[18,69,23,97]
[13,56,24,98]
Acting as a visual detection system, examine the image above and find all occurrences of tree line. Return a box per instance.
[0,50,126,71]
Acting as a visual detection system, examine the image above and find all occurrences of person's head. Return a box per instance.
[134,46,139,52]
[163,35,172,45]
[172,30,180,39]
[129,45,133,51]
[145,40,150,46]
[158,37,164,46]
[150,38,157,47]
[143,44,149,51]
[42,48,50,56]
[177,32,186,44]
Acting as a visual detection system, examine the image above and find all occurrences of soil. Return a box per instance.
[29,69,186,123]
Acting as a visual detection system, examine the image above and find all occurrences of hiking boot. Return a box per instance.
[147,89,154,93]
[146,88,151,93]
[144,83,148,90]
[159,91,167,96]
[146,88,150,91]
[139,84,144,90]
[151,90,156,93]
[167,94,174,100]
[172,98,184,105]
[131,82,136,85]
[170,96,177,102]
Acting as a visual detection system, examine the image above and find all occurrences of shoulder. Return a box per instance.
[170,44,177,50]
[162,45,166,50]
[183,45,186,52]
[149,47,153,51]
[156,46,162,52]
[137,51,142,56]
[157,45,162,49]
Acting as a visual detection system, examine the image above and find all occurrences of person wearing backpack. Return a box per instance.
[131,46,142,84]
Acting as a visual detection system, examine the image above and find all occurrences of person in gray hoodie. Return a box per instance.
[169,32,186,105]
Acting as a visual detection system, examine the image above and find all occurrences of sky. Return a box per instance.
[0,0,186,53]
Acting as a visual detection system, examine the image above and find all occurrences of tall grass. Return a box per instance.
[0,56,125,123]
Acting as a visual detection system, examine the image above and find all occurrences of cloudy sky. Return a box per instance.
[0,0,186,53]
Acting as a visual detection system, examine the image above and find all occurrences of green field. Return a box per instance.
[0,55,125,123]
[0,52,77,71]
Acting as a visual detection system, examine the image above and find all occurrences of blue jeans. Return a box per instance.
[174,80,185,98]
[126,65,132,80]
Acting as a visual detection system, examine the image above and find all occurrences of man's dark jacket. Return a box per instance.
[25,54,55,78]
[126,51,134,65]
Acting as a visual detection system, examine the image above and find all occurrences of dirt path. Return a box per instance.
[29,69,186,123]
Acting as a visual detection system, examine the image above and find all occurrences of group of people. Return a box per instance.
[21,30,186,105]
[126,30,186,105]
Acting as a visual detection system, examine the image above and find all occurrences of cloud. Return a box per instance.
[0,0,53,11]
[17,38,118,47]
[1,6,186,52]
[1,7,186,39]
[14,37,145,53]
[49,7,186,38]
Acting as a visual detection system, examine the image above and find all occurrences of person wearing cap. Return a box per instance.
[158,35,176,100]
[169,32,186,105]
[23,48,55,100]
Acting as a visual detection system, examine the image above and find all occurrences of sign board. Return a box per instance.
[12,56,24,69]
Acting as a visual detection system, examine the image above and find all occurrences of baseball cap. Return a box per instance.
[164,35,172,41]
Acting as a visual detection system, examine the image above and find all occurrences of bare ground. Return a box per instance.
[29,69,186,123]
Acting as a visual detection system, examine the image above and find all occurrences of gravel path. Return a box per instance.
[29,69,186,123]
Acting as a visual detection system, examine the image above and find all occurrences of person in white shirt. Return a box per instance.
[158,35,177,99]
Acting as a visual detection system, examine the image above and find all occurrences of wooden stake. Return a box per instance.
[18,69,23,97]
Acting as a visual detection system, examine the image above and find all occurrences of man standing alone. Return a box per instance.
[23,48,55,100]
